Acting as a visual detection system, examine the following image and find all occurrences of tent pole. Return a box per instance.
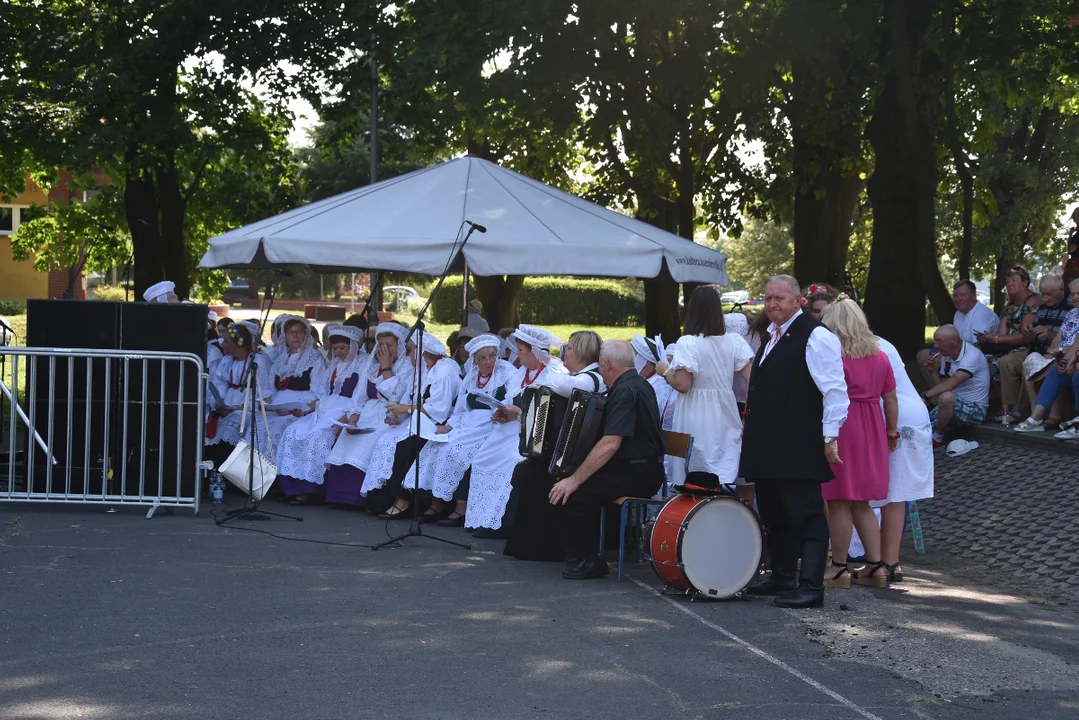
[462,262,470,327]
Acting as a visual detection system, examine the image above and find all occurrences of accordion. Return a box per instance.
[518,386,568,460]
[548,389,607,478]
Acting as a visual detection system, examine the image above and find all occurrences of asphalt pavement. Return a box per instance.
[2,494,1077,720]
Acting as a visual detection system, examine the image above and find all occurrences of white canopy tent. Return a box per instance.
[198,156,727,285]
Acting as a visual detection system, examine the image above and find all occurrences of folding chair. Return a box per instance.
[599,430,693,580]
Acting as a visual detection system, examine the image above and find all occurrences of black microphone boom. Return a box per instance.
[465,220,487,233]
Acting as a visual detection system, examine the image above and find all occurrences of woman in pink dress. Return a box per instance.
[820,300,899,588]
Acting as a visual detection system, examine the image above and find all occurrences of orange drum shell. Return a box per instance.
[649,494,707,590]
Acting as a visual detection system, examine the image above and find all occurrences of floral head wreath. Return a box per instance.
[226,325,248,348]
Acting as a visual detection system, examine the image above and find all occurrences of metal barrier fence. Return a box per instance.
[0,347,205,517]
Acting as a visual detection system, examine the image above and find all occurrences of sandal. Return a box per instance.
[882,561,903,583]
[852,560,889,587]
[824,560,851,589]
[437,511,466,527]
[1014,417,1045,432]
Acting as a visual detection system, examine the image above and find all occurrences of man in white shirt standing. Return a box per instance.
[741,275,849,609]
[923,324,991,447]
[917,280,997,386]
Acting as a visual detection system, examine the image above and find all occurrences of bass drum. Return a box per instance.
[650,494,763,599]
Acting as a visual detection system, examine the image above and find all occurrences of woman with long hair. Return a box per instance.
[655,286,754,491]
[819,300,899,588]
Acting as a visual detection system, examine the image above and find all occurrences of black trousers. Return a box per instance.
[504,459,562,561]
[556,461,664,561]
[751,478,829,589]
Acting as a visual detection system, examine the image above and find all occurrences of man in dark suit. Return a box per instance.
[741,275,849,608]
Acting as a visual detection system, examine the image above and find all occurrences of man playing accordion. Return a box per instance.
[549,340,666,579]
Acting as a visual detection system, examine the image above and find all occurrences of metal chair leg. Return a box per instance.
[598,506,606,556]
[617,502,629,581]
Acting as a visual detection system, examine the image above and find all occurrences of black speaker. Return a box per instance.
[24,300,208,500]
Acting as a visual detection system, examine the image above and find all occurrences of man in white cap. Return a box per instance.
[142,280,179,304]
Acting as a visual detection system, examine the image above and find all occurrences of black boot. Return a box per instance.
[773,539,827,609]
[746,571,798,596]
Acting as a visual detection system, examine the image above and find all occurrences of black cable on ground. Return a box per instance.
[210,500,383,549]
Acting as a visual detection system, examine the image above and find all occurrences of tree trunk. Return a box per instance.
[472,274,524,330]
[792,150,862,289]
[865,0,948,361]
[124,158,164,300]
[156,154,189,298]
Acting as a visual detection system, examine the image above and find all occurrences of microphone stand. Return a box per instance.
[219,270,302,525]
[372,223,483,552]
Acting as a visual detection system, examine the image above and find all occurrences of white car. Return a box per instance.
[383,285,419,300]
[721,290,750,305]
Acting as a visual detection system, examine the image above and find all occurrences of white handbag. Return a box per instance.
[219,374,278,500]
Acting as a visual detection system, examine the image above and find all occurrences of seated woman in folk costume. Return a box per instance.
[204,321,274,467]
[466,324,567,539]
[206,312,225,373]
[630,333,676,492]
[504,331,605,560]
[274,324,368,504]
[397,334,519,527]
[322,323,415,507]
[362,332,463,518]
[262,316,328,453]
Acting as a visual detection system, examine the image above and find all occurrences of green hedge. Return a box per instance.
[432,277,644,326]
[0,300,25,315]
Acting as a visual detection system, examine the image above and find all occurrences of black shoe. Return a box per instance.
[562,559,610,580]
[772,587,824,609]
[745,572,798,596]
[436,511,466,527]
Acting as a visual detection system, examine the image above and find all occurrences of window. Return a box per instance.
[0,206,13,234]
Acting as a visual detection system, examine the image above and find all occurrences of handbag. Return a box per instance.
[219,373,278,500]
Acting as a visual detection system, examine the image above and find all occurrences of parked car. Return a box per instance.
[383,285,419,300]
[221,281,251,303]
[721,290,750,305]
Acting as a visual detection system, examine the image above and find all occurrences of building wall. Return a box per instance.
[0,238,49,301]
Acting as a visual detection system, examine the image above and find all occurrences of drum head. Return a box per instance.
[681,497,763,599]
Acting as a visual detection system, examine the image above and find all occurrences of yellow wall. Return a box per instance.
[0,238,47,302]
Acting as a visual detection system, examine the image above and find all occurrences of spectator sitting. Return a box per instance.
[976,265,1041,386]
[917,280,997,387]
[1014,278,1079,438]
[998,273,1069,423]
[923,324,991,447]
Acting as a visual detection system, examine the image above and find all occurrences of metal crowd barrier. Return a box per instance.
[0,347,205,518]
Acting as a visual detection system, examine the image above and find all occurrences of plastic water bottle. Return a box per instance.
[211,472,224,504]
[1002,404,1010,428]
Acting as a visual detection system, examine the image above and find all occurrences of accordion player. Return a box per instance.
[548,389,607,478]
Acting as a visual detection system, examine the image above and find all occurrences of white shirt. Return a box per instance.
[543,361,605,398]
[940,340,991,408]
[761,310,849,437]
[953,303,998,344]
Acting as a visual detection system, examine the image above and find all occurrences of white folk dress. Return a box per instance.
[205,350,274,448]
[875,338,934,504]
[667,333,755,486]
[262,348,328,455]
[273,354,368,485]
[362,356,463,493]
[324,354,415,472]
[408,359,519,499]
[465,362,567,530]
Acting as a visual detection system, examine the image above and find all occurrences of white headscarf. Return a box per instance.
[511,324,562,365]
[271,316,319,379]
[142,280,176,304]
[324,324,363,364]
[631,334,666,374]
[421,331,447,357]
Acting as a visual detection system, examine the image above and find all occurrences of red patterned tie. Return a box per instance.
[765,326,781,359]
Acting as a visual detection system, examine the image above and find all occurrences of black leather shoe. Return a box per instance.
[745,572,798,596]
[772,587,824,609]
[562,559,610,580]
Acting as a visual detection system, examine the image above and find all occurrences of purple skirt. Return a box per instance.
[324,464,366,506]
[278,475,325,498]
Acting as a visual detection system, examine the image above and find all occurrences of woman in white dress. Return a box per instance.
[322,323,415,506]
[655,287,755,491]
[469,325,567,537]
[362,332,463,518]
[262,316,328,454]
[204,321,273,464]
[406,335,518,527]
[274,325,367,503]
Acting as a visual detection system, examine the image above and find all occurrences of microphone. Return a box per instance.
[465,220,487,233]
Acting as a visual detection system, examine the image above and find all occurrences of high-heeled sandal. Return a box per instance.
[824,560,851,589]
[852,560,889,587]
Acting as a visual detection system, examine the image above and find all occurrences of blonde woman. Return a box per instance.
[819,300,899,588]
